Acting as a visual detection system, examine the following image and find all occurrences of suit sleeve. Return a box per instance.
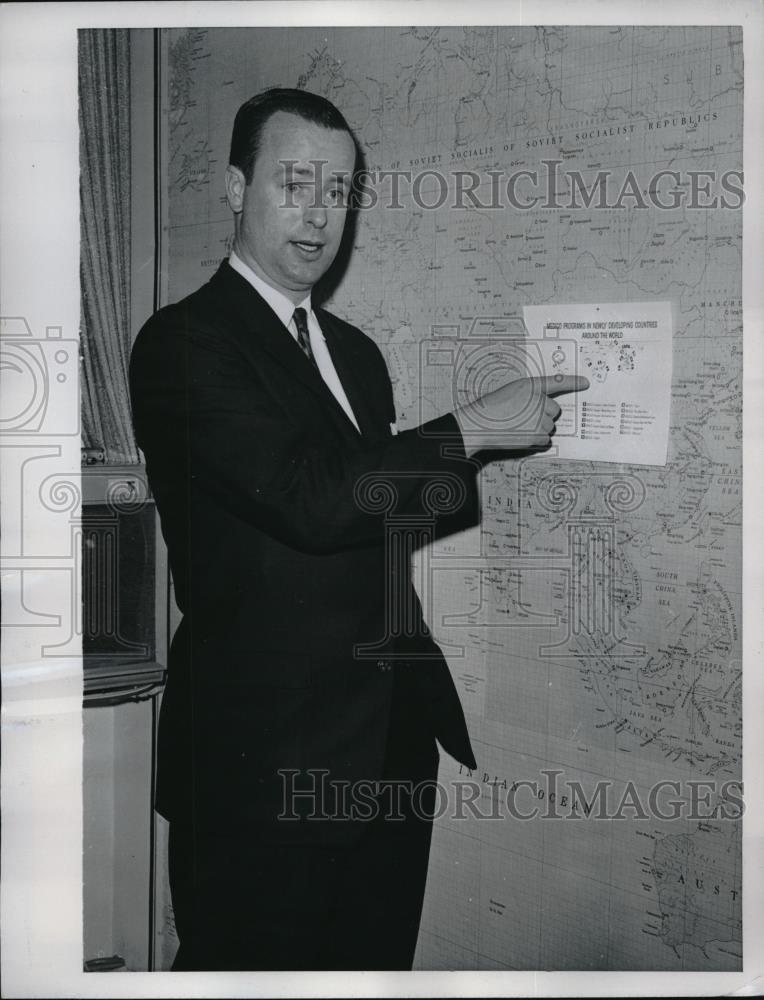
[129,312,480,555]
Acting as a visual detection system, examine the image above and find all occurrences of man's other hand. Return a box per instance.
[453,374,590,457]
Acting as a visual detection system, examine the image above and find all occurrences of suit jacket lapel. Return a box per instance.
[318,310,386,440]
[209,262,369,441]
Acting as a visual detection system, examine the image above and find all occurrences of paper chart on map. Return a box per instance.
[522,300,674,465]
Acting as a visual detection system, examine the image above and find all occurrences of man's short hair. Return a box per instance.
[229,87,356,184]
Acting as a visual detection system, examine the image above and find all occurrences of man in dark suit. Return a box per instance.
[129,88,586,971]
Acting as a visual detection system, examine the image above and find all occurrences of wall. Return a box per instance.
[82,701,153,970]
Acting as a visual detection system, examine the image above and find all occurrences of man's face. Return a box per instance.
[226,111,356,303]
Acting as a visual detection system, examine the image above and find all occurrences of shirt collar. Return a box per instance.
[229,251,312,329]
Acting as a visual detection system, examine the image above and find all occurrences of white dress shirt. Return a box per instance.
[229,251,360,433]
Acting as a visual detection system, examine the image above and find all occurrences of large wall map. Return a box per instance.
[159,25,743,970]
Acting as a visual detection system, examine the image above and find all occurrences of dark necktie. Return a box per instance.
[292,307,318,369]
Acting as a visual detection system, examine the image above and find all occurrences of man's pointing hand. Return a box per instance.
[454,374,590,457]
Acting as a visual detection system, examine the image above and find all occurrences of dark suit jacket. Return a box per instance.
[129,260,479,844]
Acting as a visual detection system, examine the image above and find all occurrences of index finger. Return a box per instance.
[533,374,590,397]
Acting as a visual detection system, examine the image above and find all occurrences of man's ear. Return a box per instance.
[225,165,246,213]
